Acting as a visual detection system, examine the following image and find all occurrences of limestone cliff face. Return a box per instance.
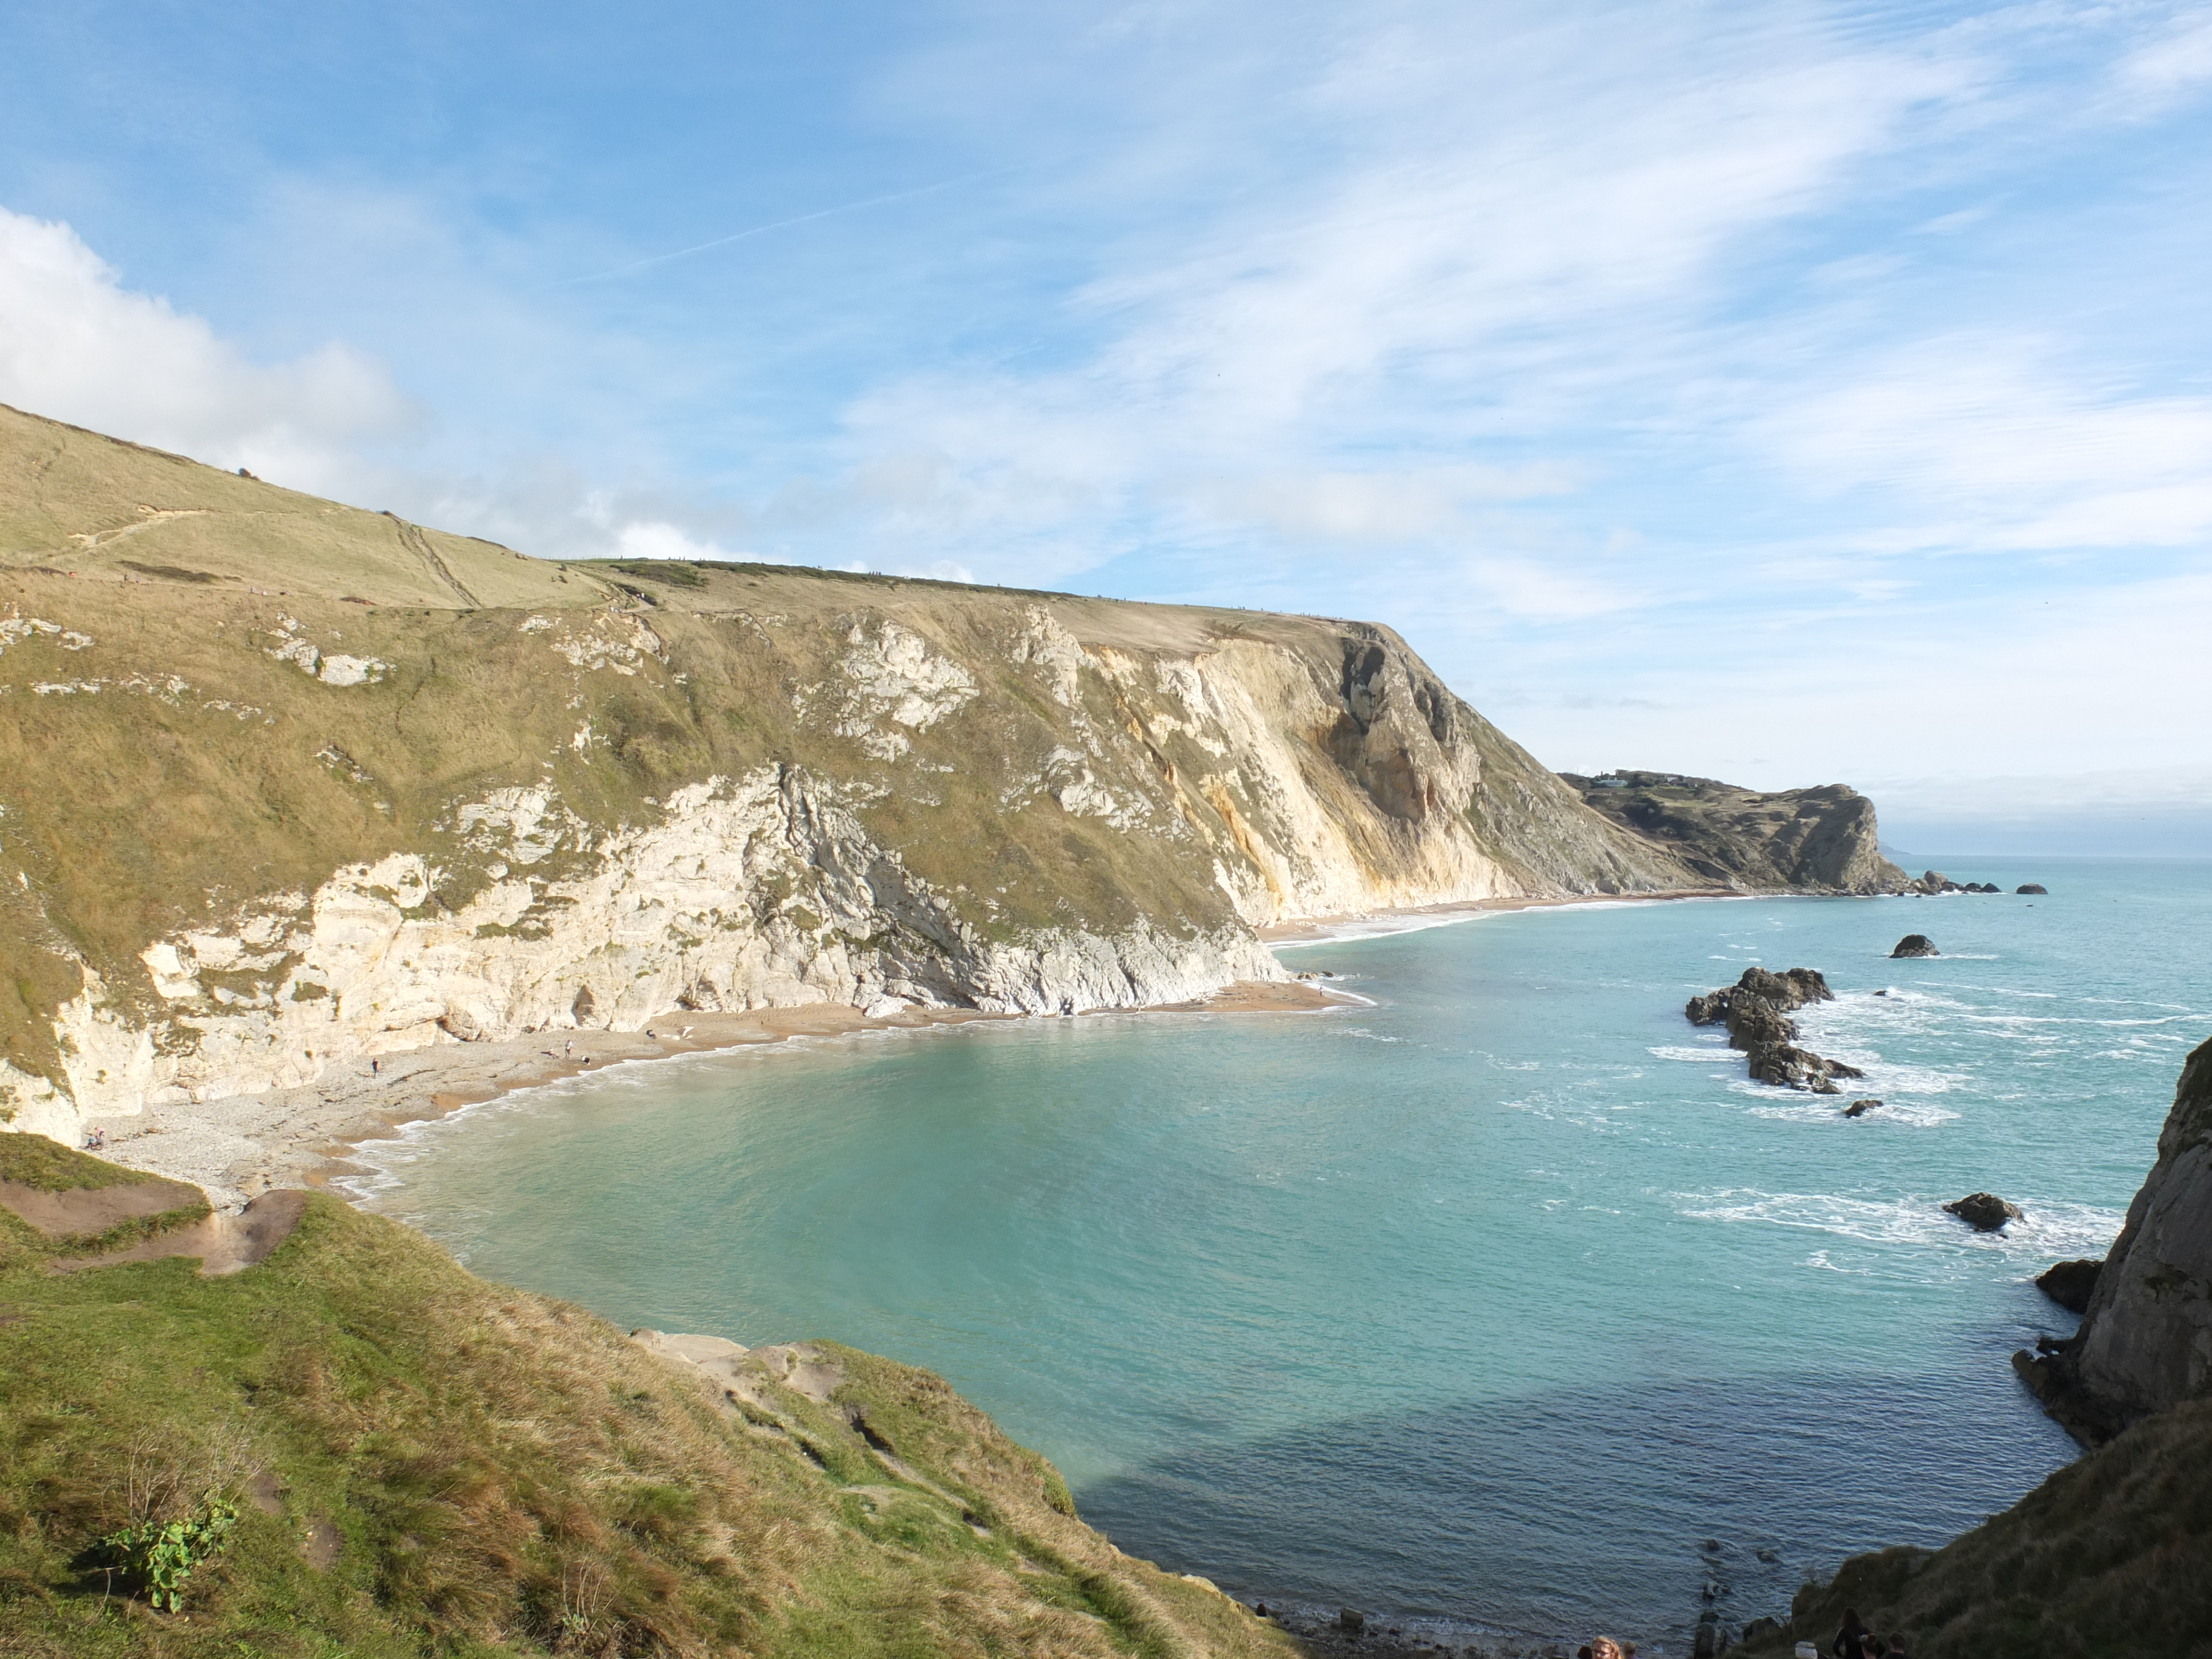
[0,407,1718,1138]
[2018,1034,2212,1442]
[1559,770,1906,895]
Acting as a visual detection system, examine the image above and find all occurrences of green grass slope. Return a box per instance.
[1731,1393,2212,1658]
[0,1139,1295,1659]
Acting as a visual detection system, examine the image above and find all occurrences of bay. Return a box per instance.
[353,857,2210,1648]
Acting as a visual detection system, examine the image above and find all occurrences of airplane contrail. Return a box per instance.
[555,170,1009,286]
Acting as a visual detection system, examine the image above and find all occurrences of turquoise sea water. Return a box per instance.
[353,858,2212,1648]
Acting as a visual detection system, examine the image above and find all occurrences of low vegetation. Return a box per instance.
[0,1138,1293,1658]
[1733,1395,2212,1658]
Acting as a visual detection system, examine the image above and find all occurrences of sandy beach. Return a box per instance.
[85,978,1351,1209]
[1259,885,1742,945]
[82,886,1737,1211]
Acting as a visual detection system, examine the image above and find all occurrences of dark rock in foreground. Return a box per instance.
[1891,933,1938,958]
[1944,1192,2022,1232]
[2015,1034,2212,1446]
[2037,1258,2103,1314]
[2017,883,2048,894]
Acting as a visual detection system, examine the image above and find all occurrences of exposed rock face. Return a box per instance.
[1891,934,1939,958]
[1559,771,1907,894]
[2037,1258,2103,1315]
[1944,1192,2022,1232]
[2016,1035,2212,1443]
[1684,966,1858,1093]
[2,403,1728,1141]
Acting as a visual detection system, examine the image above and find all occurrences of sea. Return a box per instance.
[347,857,2212,1652]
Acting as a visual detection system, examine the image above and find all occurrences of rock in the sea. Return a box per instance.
[1726,995,1799,1055]
[2018,883,2048,895]
[1747,1042,1864,1089]
[1844,1098,1881,1118]
[2037,1258,2103,1315]
[1686,966,1833,1030]
[1741,965,1834,1010]
[1338,1608,1365,1634]
[1944,1192,2022,1232]
[1891,934,1939,958]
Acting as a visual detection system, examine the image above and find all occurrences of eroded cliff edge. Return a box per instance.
[2016,1033,2212,1444]
[1,404,1721,1140]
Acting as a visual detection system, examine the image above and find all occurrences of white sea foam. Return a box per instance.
[1648,1044,1731,1062]
[1675,1187,2126,1262]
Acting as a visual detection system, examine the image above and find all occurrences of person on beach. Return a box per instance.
[1832,1609,1885,1658]
[1589,1638,1625,1659]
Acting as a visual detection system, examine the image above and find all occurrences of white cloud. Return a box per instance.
[1765,337,2212,549]
[0,207,416,491]
[1189,463,1577,542]
[612,520,754,564]
[819,1,1981,576]
[2119,8,2212,103]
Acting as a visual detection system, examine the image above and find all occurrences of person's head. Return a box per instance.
[1591,1640,1625,1659]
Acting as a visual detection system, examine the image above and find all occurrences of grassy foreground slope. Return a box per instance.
[0,1139,1292,1659]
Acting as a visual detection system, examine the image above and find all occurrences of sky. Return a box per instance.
[2,0,2209,854]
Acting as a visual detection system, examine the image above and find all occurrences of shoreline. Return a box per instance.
[86,977,1354,1210]
[85,885,1758,1210]
[1260,884,1747,947]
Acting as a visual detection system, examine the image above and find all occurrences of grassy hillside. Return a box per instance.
[1,403,608,609]
[1731,1392,2212,1658]
[0,1137,1294,1658]
[2,401,1691,1115]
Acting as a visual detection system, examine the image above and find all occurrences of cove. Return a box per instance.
[354,857,2210,1646]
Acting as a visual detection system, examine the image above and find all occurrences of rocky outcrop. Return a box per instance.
[1685,966,1860,1093]
[1943,1192,2021,1232]
[1890,934,1938,958]
[1559,771,1907,894]
[2037,1258,2102,1314]
[2018,884,2048,895]
[2015,1034,2212,1444]
[2,403,1724,1141]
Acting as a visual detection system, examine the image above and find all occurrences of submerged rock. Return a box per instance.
[1891,934,1939,958]
[1944,1192,2022,1232]
[2037,1258,2103,1315]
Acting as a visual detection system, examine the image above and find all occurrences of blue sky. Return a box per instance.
[3,0,2210,851]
